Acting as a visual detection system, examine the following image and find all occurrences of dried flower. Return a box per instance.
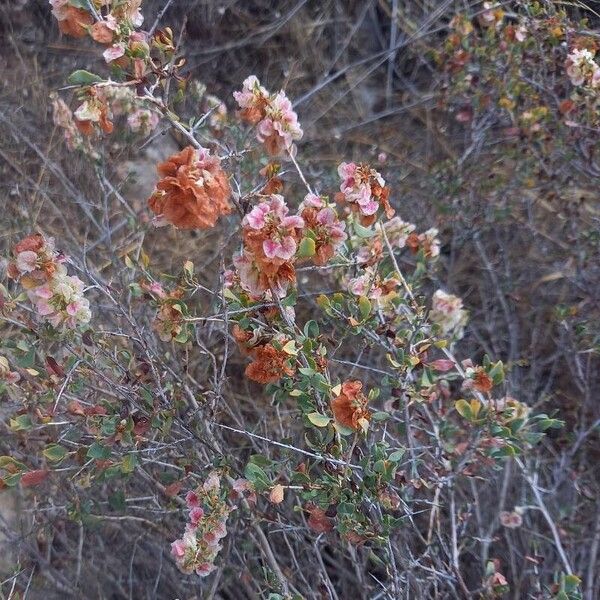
[148,146,232,229]
[335,162,394,225]
[298,194,347,265]
[9,233,91,329]
[127,108,160,135]
[430,290,468,337]
[499,510,523,529]
[171,474,237,577]
[234,76,303,156]
[565,48,600,88]
[49,1,93,38]
[330,380,370,431]
[233,250,296,299]
[245,342,296,384]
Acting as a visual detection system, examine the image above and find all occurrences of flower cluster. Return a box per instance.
[232,325,296,384]
[330,380,370,431]
[347,268,400,310]
[298,194,347,265]
[51,95,85,152]
[50,0,93,38]
[406,227,440,258]
[69,86,160,139]
[148,146,232,230]
[430,290,468,338]
[565,48,600,89]
[73,89,114,136]
[357,217,415,265]
[50,0,146,63]
[127,108,159,135]
[335,162,394,226]
[171,473,232,577]
[234,76,303,157]
[231,195,303,298]
[8,234,91,329]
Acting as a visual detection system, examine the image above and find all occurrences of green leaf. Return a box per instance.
[43,444,67,463]
[303,320,319,338]
[388,449,405,462]
[372,411,390,422]
[121,453,138,474]
[454,399,472,420]
[67,69,103,86]
[282,340,298,356]
[244,462,269,489]
[358,296,372,319]
[87,442,110,460]
[9,414,33,432]
[297,237,316,258]
[354,222,376,238]
[307,412,331,428]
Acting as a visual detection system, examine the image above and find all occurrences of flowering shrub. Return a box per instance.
[3,1,598,598]
[8,233,91,329]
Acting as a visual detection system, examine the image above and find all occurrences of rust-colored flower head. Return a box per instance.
[90,21,115,45]
[53,6,94,39]
[244,342,296,384]
[330,380,370,431]
[148,146,232,229]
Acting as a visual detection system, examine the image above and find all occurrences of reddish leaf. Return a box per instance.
[133,417,150,437]
[307,506,333,533]
[21,470,49,487]
[67,400,86,416]
[45,357,65,378]
[165,480,183,497]
[559,99,575,115]
[84,405,108,416]
[427,359,455,372]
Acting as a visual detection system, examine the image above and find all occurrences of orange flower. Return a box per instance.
[56,7,93,39]
[90,21,115,45]
[331,380,370,430]
[473,368,493,393]
[245,343,295,384]
[148,146,232,229]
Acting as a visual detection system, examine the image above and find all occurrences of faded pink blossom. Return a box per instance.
[103,43,126,64]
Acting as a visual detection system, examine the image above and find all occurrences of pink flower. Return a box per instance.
[189,507,205,527]
[103,43,126,64]
[336,162,392,222]
[127,108,159,135]
[170,539,186,558]
[16,251,38,273]
[263,236,297,261]
[234,77,302,156]
[196,563,217,577]
[185,490,199,508]
[245,203,271,229]
[202,472,220,492]
[66,301,81,316]
[233,75,268,110]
